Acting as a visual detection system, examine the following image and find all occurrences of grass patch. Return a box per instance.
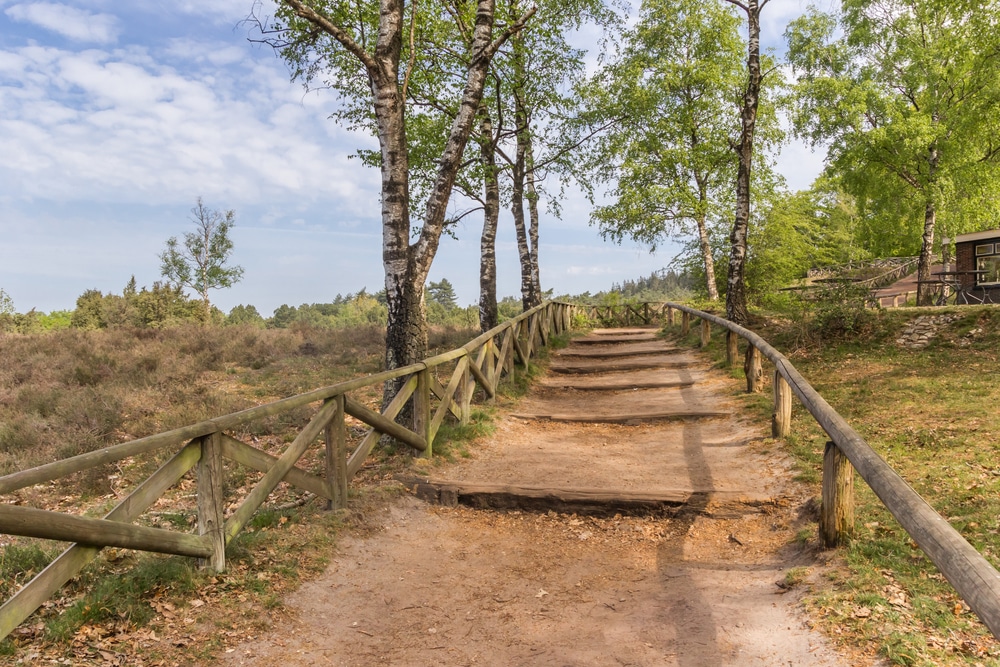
[665,302,1000,664]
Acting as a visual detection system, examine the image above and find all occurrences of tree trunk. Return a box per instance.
[695,175,719,301]
[916,143,939,307]
[479,107,500,332]
[526,140,542,305]
[725,0,762,326]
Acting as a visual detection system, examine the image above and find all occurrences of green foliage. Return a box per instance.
[70,280,205,330]
[427,279,459,310]
[159,198,244,315]
[227,304,265,328]
[785,1,1000,257]
[747,181,868,301]
[0,288,13,316]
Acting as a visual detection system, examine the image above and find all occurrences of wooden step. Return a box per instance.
[550,360,703,374]
[558,348,681,359]
[510,409,729,424]
[399,477,785,516]
[538,379,696,391]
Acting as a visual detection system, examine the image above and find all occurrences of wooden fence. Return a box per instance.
[0,301,576,640]
[586,301,1000,640]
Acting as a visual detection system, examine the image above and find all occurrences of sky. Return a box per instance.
[0,0,833,316]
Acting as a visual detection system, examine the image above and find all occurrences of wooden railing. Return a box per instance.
[0,301,577,640]
[587,301,1000,639]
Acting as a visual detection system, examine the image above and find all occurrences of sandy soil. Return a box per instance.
[219,329,859,666]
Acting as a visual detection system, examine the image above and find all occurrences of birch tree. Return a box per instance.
[583,0,746,302]
[257,0,533,389]
[785,0,1000,305]
[723,0,771,325]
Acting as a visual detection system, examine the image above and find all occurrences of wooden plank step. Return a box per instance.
[572,335,658,344]
[538,379,696,391]
[398,477,784,516]
[550,360,703,374]
[510,410,729,424]
[557,348,681,359]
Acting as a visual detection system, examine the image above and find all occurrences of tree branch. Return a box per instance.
[282,0,379,75]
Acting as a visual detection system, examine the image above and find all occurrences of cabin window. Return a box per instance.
[977,254,1000,286]
[977,244,995,256]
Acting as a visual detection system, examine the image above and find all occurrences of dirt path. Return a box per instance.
[220,328,854,666]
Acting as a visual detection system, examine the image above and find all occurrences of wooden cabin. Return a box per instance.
[953,230,1000,300]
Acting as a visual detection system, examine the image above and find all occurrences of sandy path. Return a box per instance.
[220,328,854,666]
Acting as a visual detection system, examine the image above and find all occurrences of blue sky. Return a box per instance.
[0,0,830,316]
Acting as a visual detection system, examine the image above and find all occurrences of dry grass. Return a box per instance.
[0,321,486,665]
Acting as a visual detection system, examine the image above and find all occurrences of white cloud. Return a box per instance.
[5,3,120,43]
[0,42,379,210]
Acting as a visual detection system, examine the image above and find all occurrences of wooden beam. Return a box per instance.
[744,345,762,393]
[345,374,417,478]
[197,432,226,572]
[467,347,495,399]
[821,441,855,547]
[771,370,792,438]
[219,434,331,500]
[0,505,212,558]
[224,398,341,544]
[345,396,427,452]
[0,441,200,641]
[430,357,469,441]
[700,319,711,347]
[327,395,348,509]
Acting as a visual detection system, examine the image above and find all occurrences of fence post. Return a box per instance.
[197,431,226,572]
[414,368,432,458]
[681,311,690,335]
[485,339,497,402]
[821,441,855,547]
[726,331,738,367]
[460,362,472,425]
[666,306,674,326]
[744,345,762,393]
[699,319,711,348]
[771,370,792,438]
[325,395,348,510]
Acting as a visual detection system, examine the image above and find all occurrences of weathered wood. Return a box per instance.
[327,395,348,509]
[414,368,432,457]
[700,319,711,348]
[224,398,341,544]
[681,311,690,335]
[549,360,702,374]
[498,327,514,375]
[540,379,696,391]
[726,331,739,367]
[430,357,469,442]
[744,344,763,393]
[666,306,674,326]
[197,432,226,571]
[430,373,463,422]
[460,362,473,425]
[512,324,529,367]
[821,441,855,548]
[401,478,779,516]
[346,395,427,453]
[510,409,728,423]
[771,370,792,438]
[0,441,200,641]
[346,375,417,478]
[468,346,495,399]
[667,302,1000,639]
[220,434,330,500]
[0,504,212,558]
[557,348,678,360]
